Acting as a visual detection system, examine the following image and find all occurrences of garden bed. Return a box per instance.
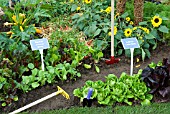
[0,0,170,114]
[2,43,170,113]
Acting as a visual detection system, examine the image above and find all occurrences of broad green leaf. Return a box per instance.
[141,99,151,106]
[147,39,156,45]
[118,49,123,55]
[94,29,101,37]
[103,27,109,33]
[61,68,67,80]
[125,49,131,57]
[2,102,6,107]
[72,14,80,19]
[145,33,155,39]
[121,12,129,18]
[152,42,157,50]
[158,25,169,33]
[73,88,82,97]
[97,52,103,58]
[126,94,134,98]
[144,49,151,58]
[95,65,100,73]
[141,48,146,61]
[162,17,169,20]
[28,63,34,69]
[84,64,91,69]
[142,43,150,49]
[31,68,38,77]
[124,99,132,105]
[77,72,81,77]
[13,96,19,101]
[47,66,54,74]
[71,4,78,12]
[145,94,153,100]
[93,15,101,21]
[150,29,160,40]
[99,96,111,105]
[22,76,30,84]
[139,21,148,25]
[31,82,40,88]
[85,80,94,87]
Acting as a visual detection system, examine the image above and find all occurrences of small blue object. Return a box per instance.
[30,38,50,51]
[121,37,140,49]
[86,88,93,100]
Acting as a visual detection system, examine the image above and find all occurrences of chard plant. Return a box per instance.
[0,58,19,107]
[73,71,153,106]
[20,62,81,93]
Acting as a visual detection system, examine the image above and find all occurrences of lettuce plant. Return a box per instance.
[73,71,153,106]
[141,58,170,98]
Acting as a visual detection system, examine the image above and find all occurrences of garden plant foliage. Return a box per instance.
[74,71,153,106]
[0,0,170,110]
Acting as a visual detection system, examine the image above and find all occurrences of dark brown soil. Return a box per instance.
[2,44,170,113]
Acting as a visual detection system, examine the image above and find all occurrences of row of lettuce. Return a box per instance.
[73,58,170,106]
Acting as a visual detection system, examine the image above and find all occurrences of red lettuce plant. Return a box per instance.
[141,58,170,98]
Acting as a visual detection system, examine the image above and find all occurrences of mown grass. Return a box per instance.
[19,102,170,114]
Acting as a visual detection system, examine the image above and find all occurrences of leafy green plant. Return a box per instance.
[0,58,20,107]
[114,12,169,60]
[73,71,153,106]
[71,0,111,39]
[20,61,81,93]
[141,58,170,98]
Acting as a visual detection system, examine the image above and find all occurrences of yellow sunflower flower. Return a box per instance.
[105,6,111,14]
[76,7,81,11]
[114,26,117,35]
[126,17,130,22]
[151,15,162,27]
[133,27,137,31]
[142,27,150,34]
[84,0,92,4]
[70,0,74,3]
[130,21,134,25]
[108,32,111,36]
[124,28,132,37]
[108,26,117,36]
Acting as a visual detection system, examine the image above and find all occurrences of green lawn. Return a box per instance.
[20,102,170,114]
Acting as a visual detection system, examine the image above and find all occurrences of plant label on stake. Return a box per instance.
[30,38,50,71]
[83,88,93,107]
[121,37,140,76]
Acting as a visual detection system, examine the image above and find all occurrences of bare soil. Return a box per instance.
[2,43,170,113]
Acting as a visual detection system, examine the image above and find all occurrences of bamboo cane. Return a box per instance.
[111,0,114,57]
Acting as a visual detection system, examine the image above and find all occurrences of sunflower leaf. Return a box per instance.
[158,25,169,33]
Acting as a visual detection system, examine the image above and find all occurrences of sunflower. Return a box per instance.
[151,15,162,27]
[108,32,111,36]
[130,21,134,25]
[105,7,111,14]
[142,27,150,34]
[132,27,137,31]
[114,13,119,19]
[84,0,92,4]
[124,28,132,37]
[126,17,130,22]
[76,7,81,11]
[114,26,117,35]
[108,26,117,36]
